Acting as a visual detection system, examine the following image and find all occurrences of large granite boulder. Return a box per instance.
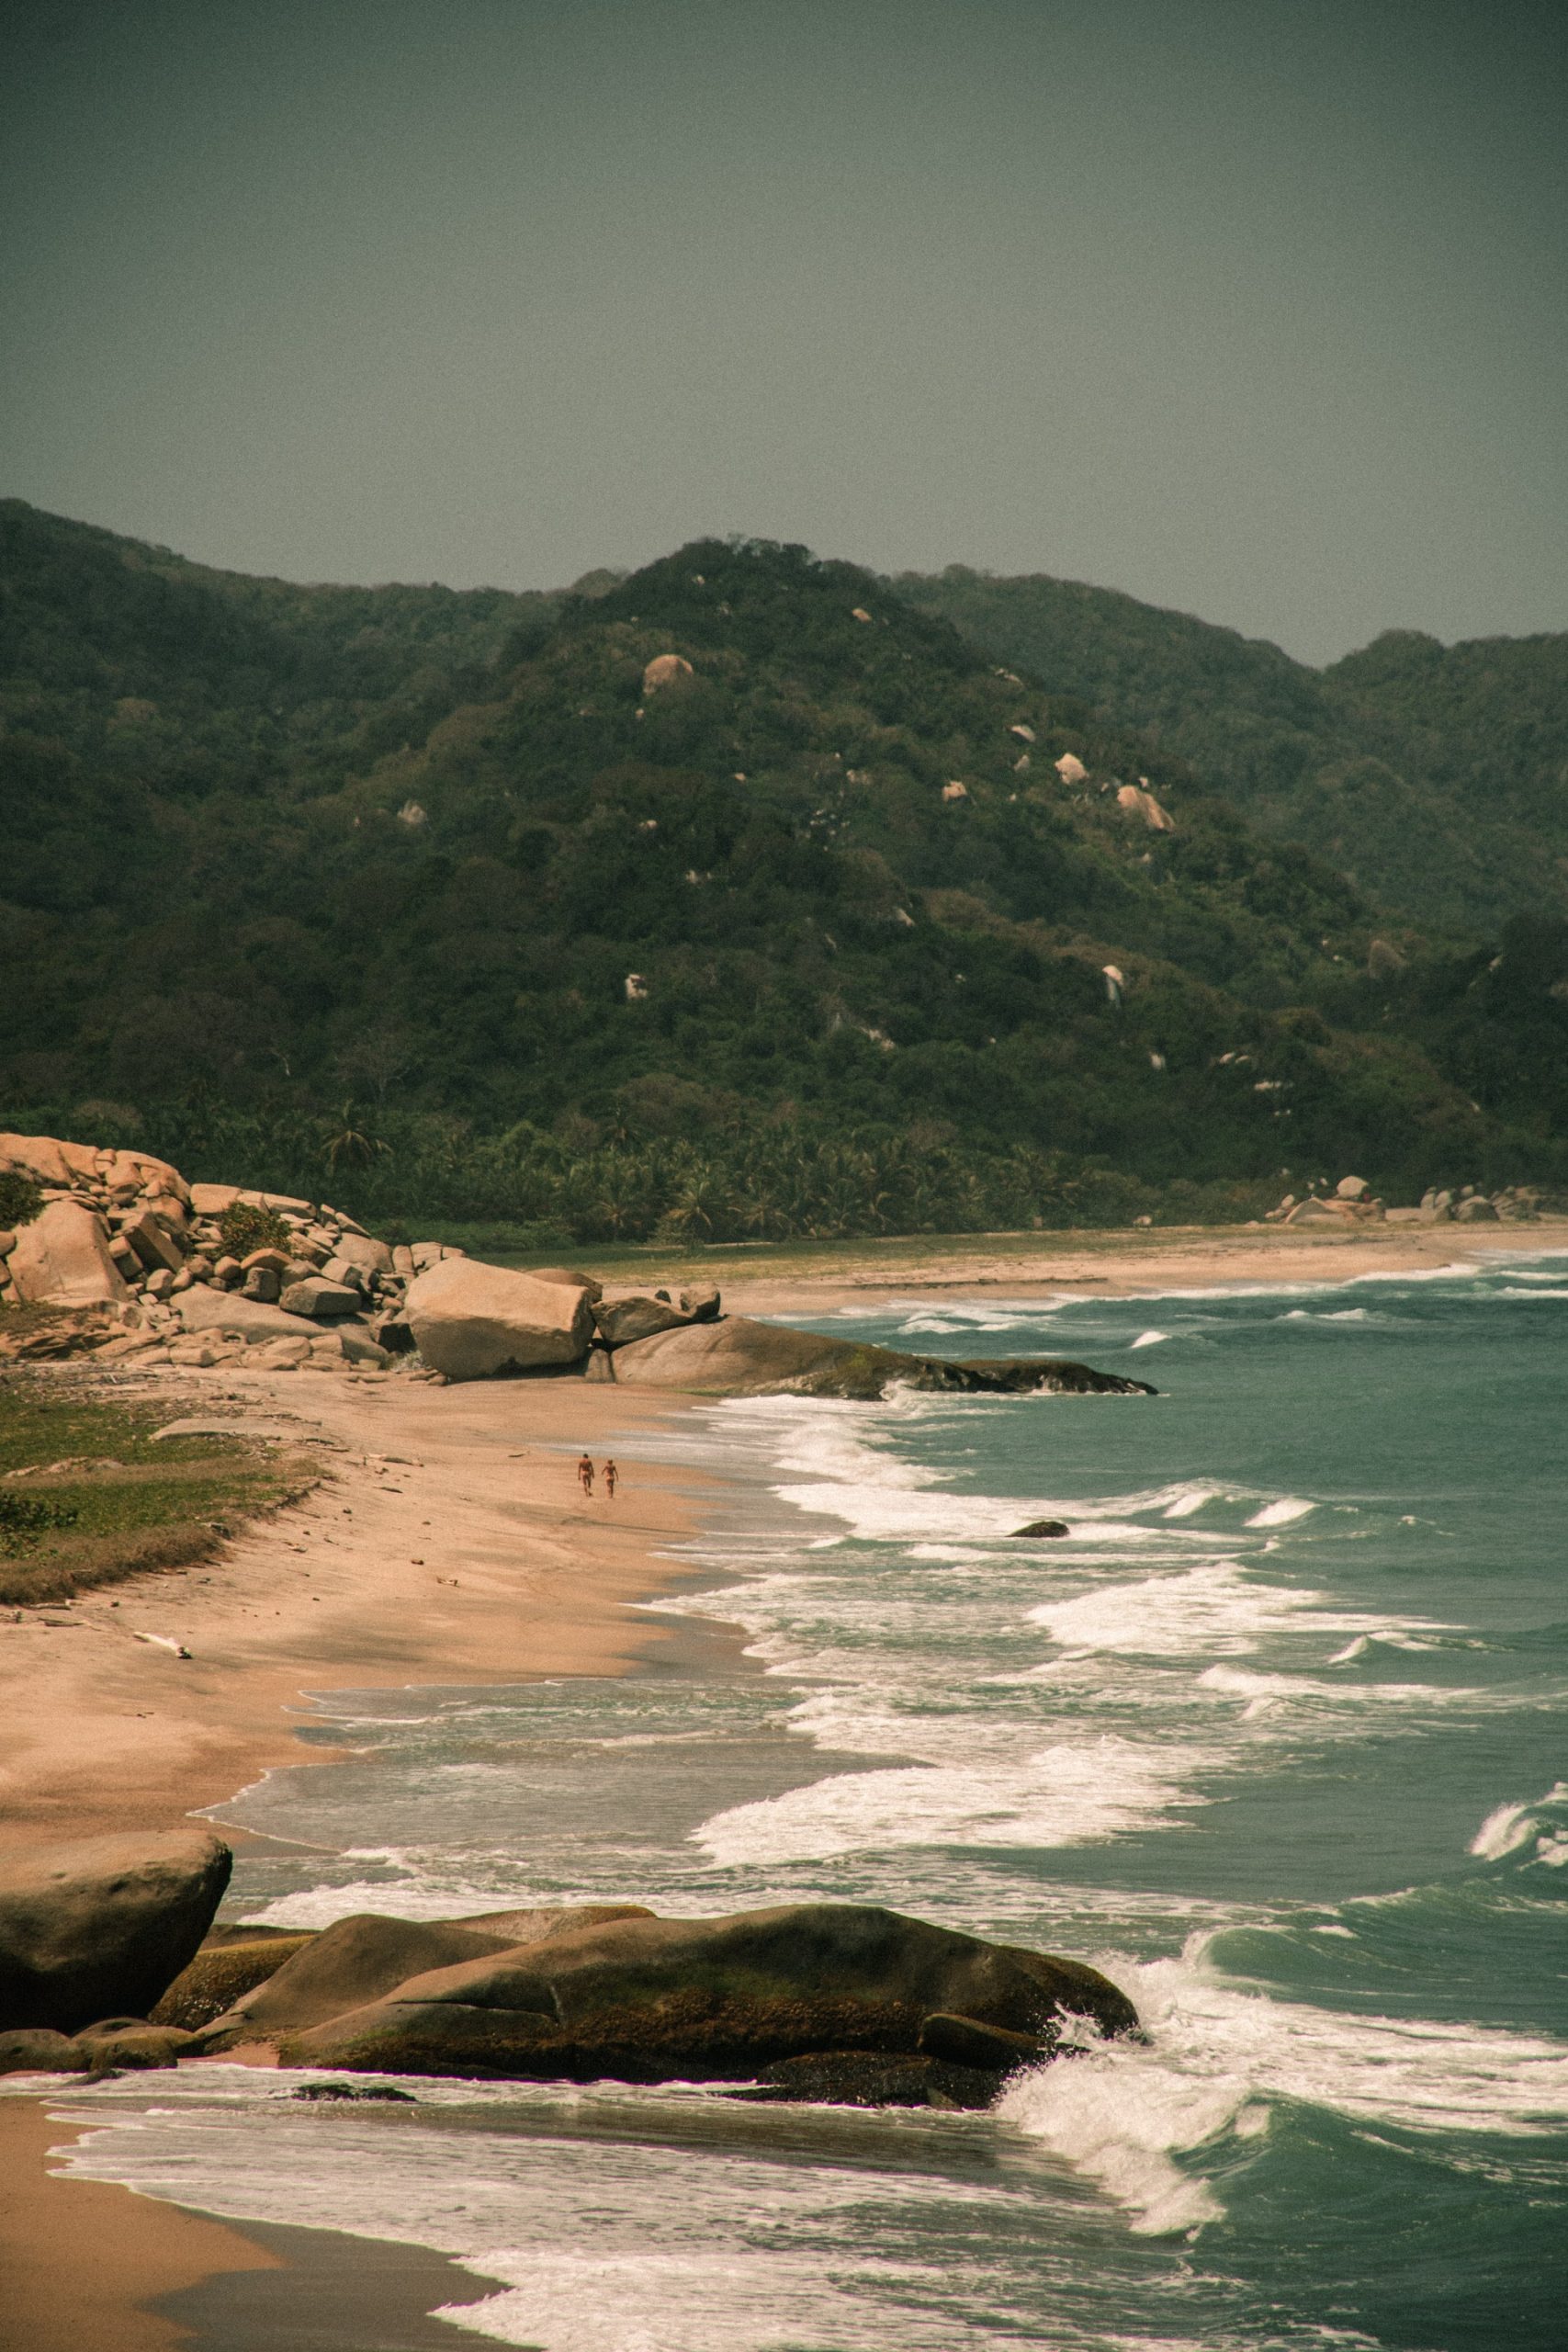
[199,1905,652,2045]
[0,1829,231,2032]
[175,1286,331,1343]
[404,1259,594,1379]
[602,1316,1154,1400]
[6,1199,130,1310]
[592,1283,722,1346]
[266,1903,1137,2083]
[151,1931,315,2031]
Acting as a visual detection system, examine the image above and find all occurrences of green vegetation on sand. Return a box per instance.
[0,1367,318,1605]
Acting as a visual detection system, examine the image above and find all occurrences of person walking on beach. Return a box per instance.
[577,1453,594,1498]
[603,1460,618,1500]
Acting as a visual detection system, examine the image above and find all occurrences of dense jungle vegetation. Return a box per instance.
[904,566,1568,935]
[2,501,1564,1238]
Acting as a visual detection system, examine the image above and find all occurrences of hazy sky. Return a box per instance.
[4,0,1563,663]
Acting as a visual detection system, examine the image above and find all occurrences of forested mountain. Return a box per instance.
[902,568,1568,934]
[2,502,1564,1235]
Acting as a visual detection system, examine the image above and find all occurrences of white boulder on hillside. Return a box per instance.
[404,1259,594,1380]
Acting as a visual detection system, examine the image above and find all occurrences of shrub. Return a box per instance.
[0,1488,80,1552]
[217,1202,292,1258]
[0,1171,44,1229]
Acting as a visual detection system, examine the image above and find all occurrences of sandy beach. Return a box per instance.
[0,1362,708,2351]
[4,1211,1563,2347]
[716,1213,1568,1317]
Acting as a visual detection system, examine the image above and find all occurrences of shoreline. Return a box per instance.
[0,1370,713,1858]
[1,1364,720,2352]
[5,1218,1563,2347]
[715,1213,1568,1316]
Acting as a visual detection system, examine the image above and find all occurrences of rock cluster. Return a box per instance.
[187,1901,1138,2105]
[0,1131,461,1379]
[0,1860,1140,2109]
[1264,1174,1547,1227]
[0,1131,1156,1396]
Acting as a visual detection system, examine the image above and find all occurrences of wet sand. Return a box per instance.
[0,1366,705,1857]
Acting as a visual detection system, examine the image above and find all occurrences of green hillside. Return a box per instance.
[2,504,1564,1237]
[901,568,1568,933]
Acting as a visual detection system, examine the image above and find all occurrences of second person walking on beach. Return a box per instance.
[577,1453,594,1497]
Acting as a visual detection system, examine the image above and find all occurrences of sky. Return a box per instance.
[3,0,1563,665]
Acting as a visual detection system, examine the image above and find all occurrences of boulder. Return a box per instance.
[175,1287,323,1343]
[69,2021,196,2070]
[103,1149,190,1208]
[531,1266,603,1302]
[189,1182,242,1216]
[918,2010,1043,2071]
[0,2027,93,2075]
[1055,753,1087,785]
[0,1133,96,1189]
[279,1277,361,1319]
[242,1266,281,1303]
[117,1210,185,1275]
[270,1903,1136,2083]
[0,1828,231,2033]
[338,1329,391,1370]
[592,1285,712,1346]
[330,1232,394,1279]
[319,1257,368,1293]
[1114,783,1176,831]
[1284,1198,1355,1225]
[205,1905,648,2045]
[207,1915,528,2042]
[1013,1520,1070,1540]
[151,1932,317,2030]
[6,1199,130,1309]
[1336,1175,1370,1200]
[403,1258,593,1380]
[1454,1196,1500,1222]
[642,652,694,694]
[602,1317,1154,1400]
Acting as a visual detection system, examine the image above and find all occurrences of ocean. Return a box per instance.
[41,1255,1568,2349]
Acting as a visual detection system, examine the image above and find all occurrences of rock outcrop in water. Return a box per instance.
[191,1902,1137,2105]
[593,1315,1155,1399]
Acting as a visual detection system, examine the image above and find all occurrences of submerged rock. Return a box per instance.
[1012,1520,1070,1539]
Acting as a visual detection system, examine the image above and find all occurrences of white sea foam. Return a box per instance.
[694,1736,1204,1866]
[1245,1498,1316,1527]
[1025,1563,1425,1660]
[1197,1666,1475,1722]
[1130,1330,1170,1349]
[1002,1935,1568,2239]
[51,2092,1062,2352]
[1469,1783,1568,1864]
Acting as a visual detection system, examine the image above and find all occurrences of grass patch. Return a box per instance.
[0,1367,320,1605]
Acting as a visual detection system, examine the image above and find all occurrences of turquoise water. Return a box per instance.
[37,1256,1568,2349]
